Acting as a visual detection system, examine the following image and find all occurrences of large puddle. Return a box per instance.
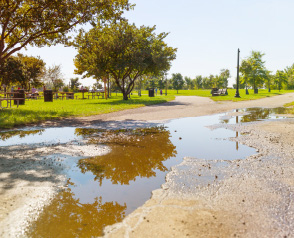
[0,107,288,237]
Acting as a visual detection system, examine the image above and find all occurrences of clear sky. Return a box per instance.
[21,0,294,87]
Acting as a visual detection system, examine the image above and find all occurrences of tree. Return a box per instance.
[17,54,45,89]
[194,75,203,89]
[284,64,294,89]
[45,65,64,91]
[264,70,273,92]
[240,60,251,92]
[0,0,131,67]
[74,21,177,100]
[275,70,287,91]
[0,56,23,87]
[184,76,193,89]
[202,76,213,89]
[171,73,184,93]
[240,51,267,93]
[157,77,166,90]
[69,77,81,90]
[219,69,230,88]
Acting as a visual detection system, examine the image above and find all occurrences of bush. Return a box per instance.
[63,86,70,92]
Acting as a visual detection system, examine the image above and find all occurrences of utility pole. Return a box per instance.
[235,48,241,98]
[165,72,168,96]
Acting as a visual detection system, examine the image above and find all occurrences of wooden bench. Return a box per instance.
[211,88,228,96]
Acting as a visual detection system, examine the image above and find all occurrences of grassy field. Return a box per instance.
[142,89,294,101]
[0,93,175,129]
[1,89,294,129]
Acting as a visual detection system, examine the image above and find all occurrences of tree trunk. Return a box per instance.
[123,92,128,100]
[103,77,107,99]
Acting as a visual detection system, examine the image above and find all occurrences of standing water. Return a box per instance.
[0,108,286,237]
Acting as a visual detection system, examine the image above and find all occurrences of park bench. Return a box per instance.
[211,88,228,96]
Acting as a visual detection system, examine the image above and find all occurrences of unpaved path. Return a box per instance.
[1,93,294,238]
[37,93,294,127]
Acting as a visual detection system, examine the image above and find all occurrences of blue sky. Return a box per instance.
[21,0,294,87]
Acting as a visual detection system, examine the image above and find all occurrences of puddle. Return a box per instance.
[0,107,287,237]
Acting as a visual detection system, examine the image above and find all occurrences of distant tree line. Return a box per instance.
[238,51,294,92]
[140,69,231,93]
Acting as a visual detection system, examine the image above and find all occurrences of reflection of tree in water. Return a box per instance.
[0,129,44,141]
[27,180,126,238]
[76,127,177,185]
[241,107,288,123]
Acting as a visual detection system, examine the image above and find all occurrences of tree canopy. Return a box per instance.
[74,21,177,100]
[0,53,45,88]
[171,73,184,93]
[240,51,267,93]
[0,0,131,66]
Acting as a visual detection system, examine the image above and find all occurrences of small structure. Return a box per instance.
[211,88,228,96]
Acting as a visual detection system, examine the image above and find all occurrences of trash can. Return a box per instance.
[14,89,25,105]
[149,88,154,97]
[44,90,53,102]
[254,88,258,94]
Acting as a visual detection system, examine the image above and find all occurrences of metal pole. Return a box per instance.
[108,77,110,98]
[165,73,167,96]
[235,48,241,98]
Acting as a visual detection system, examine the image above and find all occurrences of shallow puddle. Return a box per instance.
[0,107,286,237]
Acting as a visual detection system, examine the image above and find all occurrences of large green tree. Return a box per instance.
[171,73,184,93]
[194,75,203,89]
[240,51,267,93]
[74,21,177,100]
[284,64,294,89]
[184,76,193,89]
[0,55,23,86]
[17,54,45,89]
[0,0,131,66]
[219,69,230,88]
[275,70,287,91]
[69,77,81,90]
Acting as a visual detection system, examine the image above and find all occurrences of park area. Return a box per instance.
[2,90,294,237]
[2,0,294,237]
[1,89,294,129]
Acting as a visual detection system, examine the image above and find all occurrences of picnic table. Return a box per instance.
[54,92,75,100]
[86,91,105,99]
[0,98,25,108]
[25,92,40,100]
[1,92,19,98]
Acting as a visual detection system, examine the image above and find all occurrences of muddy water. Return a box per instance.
[0,107,286,237]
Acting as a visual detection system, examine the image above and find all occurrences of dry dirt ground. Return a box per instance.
[1,93,294,238]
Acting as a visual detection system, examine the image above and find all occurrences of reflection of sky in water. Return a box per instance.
[166,115,255,162]
[1,113,258,213]
[0,127,79,146]
[4,108,284,237]
[66,113,256,214]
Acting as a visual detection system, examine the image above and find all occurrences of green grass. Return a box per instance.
[2,89,294,129]
[0,93,175,129]
[151,89,294,102]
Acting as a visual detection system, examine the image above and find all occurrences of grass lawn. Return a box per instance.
[147,89,294,101]
[0,93,175,129]
[1,89,294,129]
